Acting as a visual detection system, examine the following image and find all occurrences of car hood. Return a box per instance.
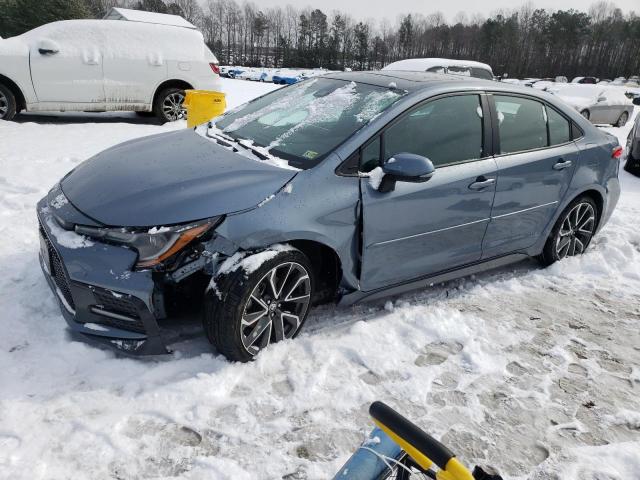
[61,129,298,227]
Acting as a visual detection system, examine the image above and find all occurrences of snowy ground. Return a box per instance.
[1,78,639,479]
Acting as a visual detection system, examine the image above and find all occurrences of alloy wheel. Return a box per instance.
[0,90,8,118]
[162,92,186,121]
[555,202,596,259]
[240,262,311,356]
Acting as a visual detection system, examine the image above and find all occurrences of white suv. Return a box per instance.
[0,19,221,122]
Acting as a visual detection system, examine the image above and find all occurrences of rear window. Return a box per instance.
[495,95,547,153]
[546,106,571,145]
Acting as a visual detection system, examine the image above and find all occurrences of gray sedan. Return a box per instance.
[549,84,633,126]
[38,72,621,361]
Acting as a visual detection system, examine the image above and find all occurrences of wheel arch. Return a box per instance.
[287,239,343,305]
[0,74,26,111]
[152,79,194,105]
[577,188,604,224]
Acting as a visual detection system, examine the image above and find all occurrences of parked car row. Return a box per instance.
[220,66,336,84]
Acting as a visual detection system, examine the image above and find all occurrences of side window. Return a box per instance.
[360,137,381,173]
[494,95,547,153]
[546,106,571,145]
[383,95,483,168]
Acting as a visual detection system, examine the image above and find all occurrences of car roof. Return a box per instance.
[382,57,493,72]
[323,70,497,92]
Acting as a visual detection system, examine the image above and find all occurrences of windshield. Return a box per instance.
[214,78,405,169]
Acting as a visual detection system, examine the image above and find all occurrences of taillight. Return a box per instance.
[209,63,220,75]
[612,146,623,159]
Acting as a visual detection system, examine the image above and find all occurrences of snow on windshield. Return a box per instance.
[223,79,319,133]
[267,81,359,149]
[210,78,405,168]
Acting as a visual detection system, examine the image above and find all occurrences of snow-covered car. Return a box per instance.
[0,17,221,122]
[624,96,640,176]
[548,84,633,126]
[383,58,494,80]
[273,70,303,85]
[227,67,245,79]
[236,69,257,80]
[571,76,598,84]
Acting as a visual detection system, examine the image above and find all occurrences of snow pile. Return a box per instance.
[0,79,638,480]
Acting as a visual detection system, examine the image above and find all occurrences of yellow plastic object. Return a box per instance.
[184,90,226,128]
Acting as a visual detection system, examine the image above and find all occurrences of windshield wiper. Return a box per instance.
[206,129,269,161]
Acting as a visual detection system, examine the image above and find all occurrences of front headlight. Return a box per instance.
[75,217,221,269]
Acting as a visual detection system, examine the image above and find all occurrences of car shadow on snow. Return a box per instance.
[14,112,164,125]
[166,257,542,361]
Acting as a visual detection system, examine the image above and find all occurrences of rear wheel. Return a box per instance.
[580,109,590,121]
[204,248,314,362]
[0,83,17,121]
[615,111,629,127]
[153,87,186,123]
[539,196,598,266]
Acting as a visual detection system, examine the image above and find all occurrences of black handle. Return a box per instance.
[39,48,58,55]
[369,401,454,471]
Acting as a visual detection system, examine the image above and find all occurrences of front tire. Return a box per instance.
[0,83,17,121]
[204,248,314,362]
[539,196,598,266]
[153,87,186,123]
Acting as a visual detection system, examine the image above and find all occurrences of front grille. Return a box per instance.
[92,290,146,333]
[40,222,75,311]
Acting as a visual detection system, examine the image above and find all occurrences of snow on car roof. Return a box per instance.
[382,57,493,74]
[103,7,197,29]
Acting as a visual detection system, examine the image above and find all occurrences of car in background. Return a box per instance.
[0,17,221,122]
[383,58,494,80]
[38,71,620,362]
[227,67,245,79]
[548,84,633,126]
[273,69,303,85]
[571,76,598,84]
[236,68,257,80]
[624,96,640,176]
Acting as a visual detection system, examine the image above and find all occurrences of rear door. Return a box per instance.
[482,94,579,257]
[360,93,498,291]
[29,22,105,104]
[101,22,168,105]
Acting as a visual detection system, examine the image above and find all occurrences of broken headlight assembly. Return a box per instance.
[75,217,222,269]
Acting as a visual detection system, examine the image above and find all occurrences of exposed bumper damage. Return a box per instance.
[37,191,235,356]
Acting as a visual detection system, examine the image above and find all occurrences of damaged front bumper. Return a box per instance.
[36,190,234,356]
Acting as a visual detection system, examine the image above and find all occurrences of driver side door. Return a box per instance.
[360,93,498,291]
[29,23,105,105]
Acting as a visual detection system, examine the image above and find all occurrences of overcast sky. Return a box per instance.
[248,0,637,23]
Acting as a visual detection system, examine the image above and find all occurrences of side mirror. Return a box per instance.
[597,96,606,103]
[378,153,435,193]
[633,97,640,106]
[37,39,60,55]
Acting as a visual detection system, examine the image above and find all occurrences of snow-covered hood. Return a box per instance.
[60,129,297,227]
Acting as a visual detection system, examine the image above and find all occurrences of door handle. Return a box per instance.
[469,177,496,190]
[38,48,58,55]
[553,159,573,170]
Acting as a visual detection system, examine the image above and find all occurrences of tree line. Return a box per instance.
[1,0,638,79]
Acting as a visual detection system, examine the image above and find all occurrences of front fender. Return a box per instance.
[214,162,361,290]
